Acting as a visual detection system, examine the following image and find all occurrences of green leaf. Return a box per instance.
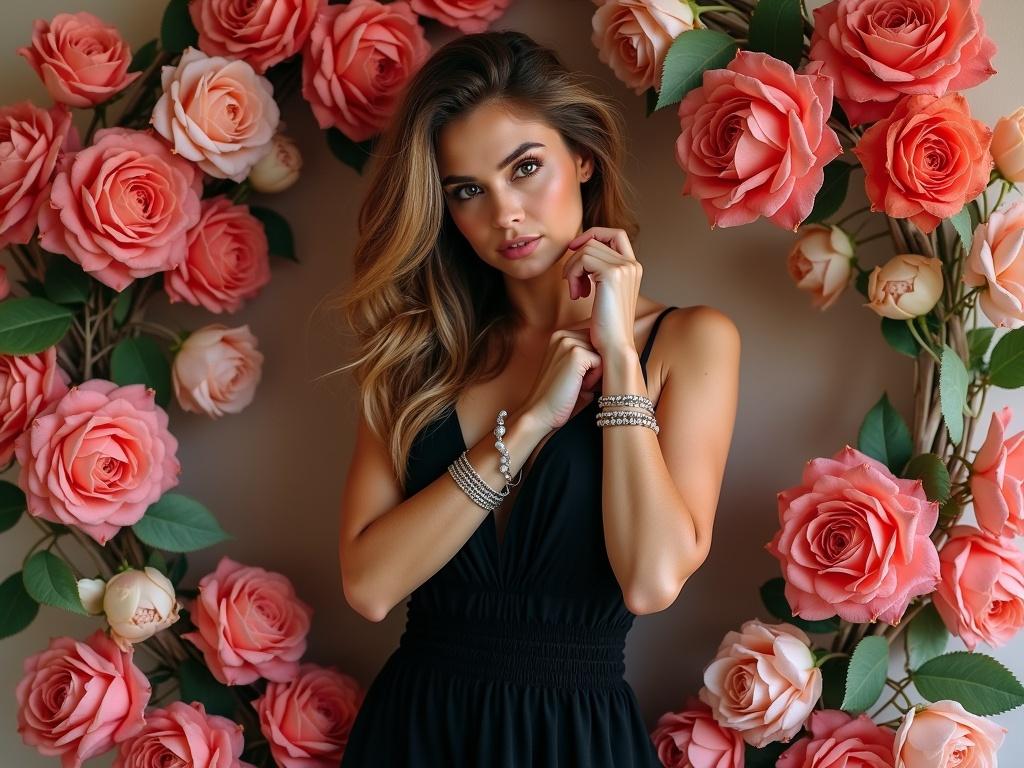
[747,0,804,68]
[133,493,231,553]
[22,551,88,615]
[745,741,791,768]
[0,297,74,355]
[857,392,913,474]
[854,269,870,299]
[44,259,92,305]
[656,29,739,111]
[903,454,951,503]
[168,552,189,588]
[881,317,919,358]
[112,283,134,327]
[804,161,855,225]
[820,655,851,710]
[110,336,172,409]
[146,549,169,576]
[249,206,297,262]
[326,127,375,174]
[161,0,199,54]
[913,651,1024,715]
[177,657,237,718]
[130,38,159,73]
[906,602,949,671]
[968,327,995,371]
[760,577,840,634]
[0,571,39,639]
[950,206,974,253]
[989,327,1024,388]
[939,345,969,444]
[841,636,889,714]
[0,481,26,534]
[644,87,658,117]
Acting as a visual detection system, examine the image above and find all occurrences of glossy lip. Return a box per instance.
[498,235,542,260]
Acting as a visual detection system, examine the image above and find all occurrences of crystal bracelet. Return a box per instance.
[595,408,660,434]
[448,451,505,511]
[597,393,654,413]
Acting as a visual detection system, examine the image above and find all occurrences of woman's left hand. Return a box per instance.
[562,226,642,357]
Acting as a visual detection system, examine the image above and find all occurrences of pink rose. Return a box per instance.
[933,525,1024,651]
[788,224,855,310]
[776,709,896,768]
[809,0,996,127]
[114,700,255,768]
[15,628,151,768]
[13,379,181,545]
[172,324,264,418]
[675,50,842,231]
[699,619,822,748]
[301,0,431,142]
[894,699,1005,768]
[765,445,941,625]
[649,694,744,768]
[968,406,1024,538]
[963,201,1024,329]
[189,0,325,74]
[164,197,271,314]
[0,347,70,465]
[150,47,279,182]
[252,662,365,768]
[854,93,992,235]
[0,101,78,250]
[17,12,142,108]
[38,126,202,292]
[181,556,314,686]
[591,0,697,95]
[411,0,511,33]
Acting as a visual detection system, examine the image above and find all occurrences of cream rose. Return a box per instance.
[103,566,182,652]
[787,224,855,310]
[894,699,1005,768]
[865,254,943,320]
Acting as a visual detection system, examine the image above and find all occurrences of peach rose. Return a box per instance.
[17,12,142,108]
[963,200,1024,329]
[969,406,1024,538]
[776,709,896,768]
[252,662,365,768]
[172,324,264,418]
[0,347,70,464]
[675,51,842,231]
[15,628,151,768]
[0,101,78,250]
[991,107,1024,183]
[809,0,996,126]
[411,0,511,33]
[301,0,431,142]
[591,0,696,94]
[699,619,822,748]
[854,93,992,235]
[894,699,1005,768]
[649,694,744,768]
[865,253,944,320]
[189,0,325,74]
[788,224,855,310]
[114,700,254,768]
[164,197,271,314]
[38,126,203,292]
[933,525,1024,651]
[13,379,181,545]
[765,445,941,625]
[181,556,314,686]
[150,46,279,182]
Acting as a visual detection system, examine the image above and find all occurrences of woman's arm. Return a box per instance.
[338,407,548,622]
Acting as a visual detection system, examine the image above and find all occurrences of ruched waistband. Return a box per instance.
[396,614,628,690]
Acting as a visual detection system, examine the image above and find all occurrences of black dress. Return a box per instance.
[340,306,678,767]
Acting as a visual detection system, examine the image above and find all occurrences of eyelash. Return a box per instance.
[450,156,543,202]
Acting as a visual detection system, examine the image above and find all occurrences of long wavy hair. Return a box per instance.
[323,29,639,490]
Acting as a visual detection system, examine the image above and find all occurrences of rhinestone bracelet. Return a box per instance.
[448,451,505,511]
[595,408,660,434]
[597,393,654,413]
[493,409,523,492]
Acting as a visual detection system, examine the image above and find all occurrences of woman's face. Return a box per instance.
[436,101,593,276]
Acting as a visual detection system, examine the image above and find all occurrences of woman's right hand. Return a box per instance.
[520,328,603,432]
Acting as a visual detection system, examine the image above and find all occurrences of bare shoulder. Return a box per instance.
[653,305,740,386]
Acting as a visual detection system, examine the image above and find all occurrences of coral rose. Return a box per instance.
[13,379,181,545]
[675,50,842,231]
[150,46,279,182]
[788,224,855,310]
[114,700,255,768]
[18,12,142,108]
[765,445,940,625]
[853,93,992,235]
[172,324,264,417]
[38,126,203,292]
[968,406,1024,538]
[181,556,314,686]
[0,101,78,250]
[894,699,1005,768]
[963,200,1024,328]
[301,0,431,142]
[699,619,822,748]
[776,709,896,768]
[189,0,324,74]
[991,107,1024,183]
[591,0,697,94]
[649,694,744,768]
[0,346,70,464]
[164,197,271,314]
[809,0,996,126]
[252,663,365,768]
[865,253,943,320]
[15,628,151,768]
[412,0,511,33]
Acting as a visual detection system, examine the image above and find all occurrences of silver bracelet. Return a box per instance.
[493,409,523,492]
[448,451,504,511]
[597,393,654,413]
[595,408,660,434]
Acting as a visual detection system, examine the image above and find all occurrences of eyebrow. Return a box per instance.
[441,142,546,186]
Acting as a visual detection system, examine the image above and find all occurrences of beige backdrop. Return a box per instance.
[3,0,1024,764]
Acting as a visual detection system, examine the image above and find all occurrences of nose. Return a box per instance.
[491,189,524,229]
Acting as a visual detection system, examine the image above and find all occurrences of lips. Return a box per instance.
[499,235,541,251]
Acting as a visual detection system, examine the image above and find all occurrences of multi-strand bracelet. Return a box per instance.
[596,392,659,434]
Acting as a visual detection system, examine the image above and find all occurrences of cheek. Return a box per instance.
[531,167,583,233]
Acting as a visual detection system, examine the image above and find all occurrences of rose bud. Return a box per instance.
[992,107,1024,183]
[865,253,943,320]
[103,566,181,652]
[787,224,855,310]
[248,131,302,193]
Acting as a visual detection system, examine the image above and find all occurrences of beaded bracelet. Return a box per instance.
[448,451,505,511]
[597,393,654,413]
[595,408,660,434]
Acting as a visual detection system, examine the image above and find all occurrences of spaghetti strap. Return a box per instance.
[639,305,678,373]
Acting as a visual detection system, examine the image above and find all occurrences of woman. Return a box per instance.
[333,29,740,767]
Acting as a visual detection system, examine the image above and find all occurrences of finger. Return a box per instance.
[567,227,632,256]
[564,246,618,299]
